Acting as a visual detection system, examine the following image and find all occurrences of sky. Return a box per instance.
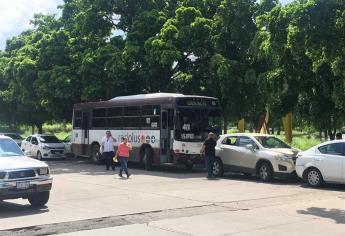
[0,0,294,50]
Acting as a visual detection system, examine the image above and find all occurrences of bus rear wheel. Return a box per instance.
[91,144,102,165]
[143,147,153,171]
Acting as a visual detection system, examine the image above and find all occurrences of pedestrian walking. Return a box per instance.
[200,132,217,179]
[116,137,132,178]
[101,131,117,171]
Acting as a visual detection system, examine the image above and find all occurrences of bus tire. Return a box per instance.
[143,147,153,171]
[91,143,102,165]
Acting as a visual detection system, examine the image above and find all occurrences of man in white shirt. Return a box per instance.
[101,131,117,171]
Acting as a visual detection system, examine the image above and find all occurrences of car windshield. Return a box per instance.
[0,139,23,156]
[39,135,61,143]
[254,136,290,149]
[4,133,23,140]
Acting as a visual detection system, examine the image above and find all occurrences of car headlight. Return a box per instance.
[275,155,290,162]
[38,167,50,175]
[42,145,50,150]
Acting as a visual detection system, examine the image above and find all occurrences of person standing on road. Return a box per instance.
[115,137,132,178]
[200,132,217,179]
[101,131,117,171]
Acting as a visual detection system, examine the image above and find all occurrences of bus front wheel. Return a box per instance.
[91,144,102,165]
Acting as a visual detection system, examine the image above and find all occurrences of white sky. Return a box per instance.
[0,0,63,50]
[0,0,294,50]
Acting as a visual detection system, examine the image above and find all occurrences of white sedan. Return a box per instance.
[296,140,345,187]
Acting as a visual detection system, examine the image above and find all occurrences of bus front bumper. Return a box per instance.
[173,153,204,165]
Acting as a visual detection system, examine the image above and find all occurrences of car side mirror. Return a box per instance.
[245,144,255,152]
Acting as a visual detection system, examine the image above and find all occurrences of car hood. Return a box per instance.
[0,156,48,170]
[43,143,65,148]
[270,148,299,157]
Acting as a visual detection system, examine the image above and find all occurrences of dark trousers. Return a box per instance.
[205,155,214,177]
[119,156,129,175]
[104,151,115,170]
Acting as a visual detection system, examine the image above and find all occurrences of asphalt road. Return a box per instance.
[0,158,344,236]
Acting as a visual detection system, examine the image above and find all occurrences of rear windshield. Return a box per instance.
[4,133,23,140]
[39,136,61,143]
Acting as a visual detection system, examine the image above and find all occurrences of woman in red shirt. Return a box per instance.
[116,137,132,178]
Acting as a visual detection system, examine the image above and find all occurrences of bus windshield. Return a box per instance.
[175,108,221,141]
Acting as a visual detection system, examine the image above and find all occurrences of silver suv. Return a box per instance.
[0,135,52,207]
[213,133,299,181]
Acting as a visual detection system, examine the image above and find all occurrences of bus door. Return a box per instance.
[81,112,90,155]
[161,109,173,163]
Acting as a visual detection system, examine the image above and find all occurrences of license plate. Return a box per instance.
[16,181,30,190]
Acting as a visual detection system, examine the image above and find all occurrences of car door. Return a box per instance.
[316,142,344,182]
[218,136,239,168]
[236,136,258,171]
[22,136,31,153]
[30,137,39,157]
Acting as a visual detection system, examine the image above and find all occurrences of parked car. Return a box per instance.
[296,140,345,187]
[213,133,299,181]
[62,134,74,157]
[0,135,52,207]
[0,132,23,146]
[21,134,65,160]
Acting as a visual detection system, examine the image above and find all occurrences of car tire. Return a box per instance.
[212,158,224,177]
[28,191,50,207]
[305,168,323,187]
[91,144,102,165]
[143,147,153,171]
[37,151,42,160]
[257,162,273,182]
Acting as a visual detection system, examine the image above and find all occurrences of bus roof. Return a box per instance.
[74,93,218,109]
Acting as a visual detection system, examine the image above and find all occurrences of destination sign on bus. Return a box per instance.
[177,98,218,107]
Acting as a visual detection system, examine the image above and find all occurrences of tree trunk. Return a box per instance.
[31,125,35,134]
[223,116,228,134]
[277,126,281,135]
[37,124,43,134]
[319,129,322,140]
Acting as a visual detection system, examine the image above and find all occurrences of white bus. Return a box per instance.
[71,93,221,170]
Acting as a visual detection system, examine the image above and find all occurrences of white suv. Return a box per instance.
[214,133,299,181]
[21,134,65,160]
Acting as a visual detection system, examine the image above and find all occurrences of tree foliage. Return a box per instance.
[0,0,344,135]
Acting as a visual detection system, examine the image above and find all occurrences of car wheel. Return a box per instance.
[306,168,323,187]
[37,151,42,160]
[212,158,224,177]
[258,162,273,182]
[28,191,50,207]
[143,147,153,171]
[91,144,102,165]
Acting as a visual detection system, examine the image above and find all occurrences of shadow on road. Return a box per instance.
[46,157,206,179]
[297,207,345,224]
[45,158,345,190]
[0,201,49,219]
